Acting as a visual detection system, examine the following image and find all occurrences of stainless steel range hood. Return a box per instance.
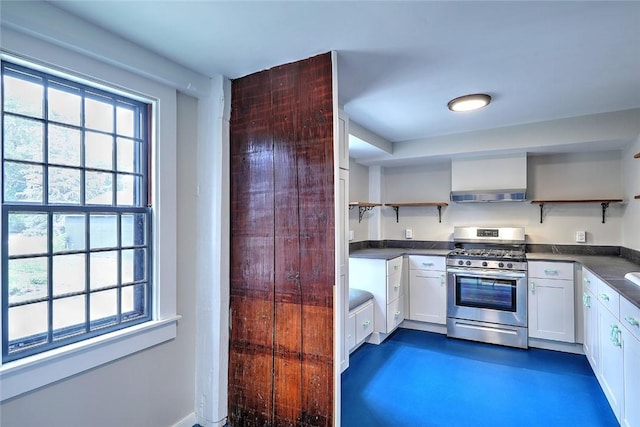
[450,189,527,203]
[450,154,528,203]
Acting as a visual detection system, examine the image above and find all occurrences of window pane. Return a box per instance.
[48,86,81,126]
[3,74,43,118]
[4,162,44,203]
[53,254,86,296]
[116,174,135,206]
[116,137,137,173]
[121,213,146,246]
[85,96,113,133]
[85,131,113,170]
[122,248,146,283]
[90,251,118,289]
[8,212,48,256]
[89,214,118,249]
[116,104,135,137]
[8,302,48,346]
[8,257,49,305]
[122,283,146,318]
[49,124,81,166]
[90,289,118,329]
[3,116,44,162]
[53,295,86,340]
[48,167,81,204]
[57,213,86,251]
[85,171,113,204]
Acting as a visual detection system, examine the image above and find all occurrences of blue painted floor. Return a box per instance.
[342,328,619,427]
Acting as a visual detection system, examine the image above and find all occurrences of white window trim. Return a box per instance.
[0,27,181,402]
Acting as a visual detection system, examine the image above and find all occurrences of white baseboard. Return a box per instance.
[173,412,197,427]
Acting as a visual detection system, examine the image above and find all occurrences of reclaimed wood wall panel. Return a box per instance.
[229,52,335,427]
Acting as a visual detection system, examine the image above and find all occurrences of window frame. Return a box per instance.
[2,60,154,362]
[0,42,179,402]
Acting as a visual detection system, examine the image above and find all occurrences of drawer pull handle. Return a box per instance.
[626,317,640,327]
[582,293,591,308]
[362,320,370,328]
[544,269,558,275]
[530,282,535,293]
[394,311,401,318]
[440,274,445,285]
[584,278,590,285]
[422,262,434,267]
[394,284,401,289]
[394,265,399,271]
[600,293,610,302]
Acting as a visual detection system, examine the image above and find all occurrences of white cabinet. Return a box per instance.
[349,256,405,344]
[598,300,623,420]
[338,109,349,170]
[528,261,575,342]
[621,297,640,427]
[582,268,599,371]
[408,255,446,324]
[347,300,374,353]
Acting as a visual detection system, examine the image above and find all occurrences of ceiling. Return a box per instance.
[42,1,640,159]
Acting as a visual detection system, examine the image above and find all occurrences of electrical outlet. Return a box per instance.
[405,229,413,239]
[576,230,586,243]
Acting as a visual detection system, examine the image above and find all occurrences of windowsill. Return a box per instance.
[0,315,180,402]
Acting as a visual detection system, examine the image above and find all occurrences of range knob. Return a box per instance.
[458,260,464,266]
[507,263,513,269]
[466,260,471,266]
[482,261,488,267]
[498,262,504,268]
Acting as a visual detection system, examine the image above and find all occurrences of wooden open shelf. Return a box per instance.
[349,202,382,222]
[530,199,623,223]
[384,202,449,223]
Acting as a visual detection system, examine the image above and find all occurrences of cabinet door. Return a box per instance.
[338,110,349,170]
[582,289,599,372]
[346,312,356,352]
[409,270,446,324]
[622,329,640,427]
[598,305,623,421]
[528,277,575,342]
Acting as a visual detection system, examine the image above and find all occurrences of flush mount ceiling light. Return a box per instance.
[447,93,492,112]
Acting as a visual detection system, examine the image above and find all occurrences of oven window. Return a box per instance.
[455,276,516,312]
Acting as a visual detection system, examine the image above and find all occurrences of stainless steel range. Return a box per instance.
[446,226,528,348]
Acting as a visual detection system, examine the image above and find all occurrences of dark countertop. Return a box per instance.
[349,248,640,309]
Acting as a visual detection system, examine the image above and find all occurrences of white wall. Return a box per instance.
[0,93,199,427]
[623,136,640,251]
[348,158,371,242]
[352,150,629,246]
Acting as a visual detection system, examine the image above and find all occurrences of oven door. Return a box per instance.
[447,267,527,327]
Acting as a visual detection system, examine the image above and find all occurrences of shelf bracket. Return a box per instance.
[437,205,443,223]
[538,203,544,223]
[601,202,610,224]
[392,206,400,223]
[358,205,374,223]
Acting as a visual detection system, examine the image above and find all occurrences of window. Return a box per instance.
[1,61,152,362]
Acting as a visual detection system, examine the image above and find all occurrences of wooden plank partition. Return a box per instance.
[229,53,335,427]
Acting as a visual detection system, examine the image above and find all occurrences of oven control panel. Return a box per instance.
[446,257,527,271]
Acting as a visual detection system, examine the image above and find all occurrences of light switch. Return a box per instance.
[349,230,354,241]
[405,229,413,239]
[576,230,586,243]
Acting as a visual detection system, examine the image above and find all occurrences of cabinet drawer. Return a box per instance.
[528,261,574,280]
[409,255,445,271]
[387,270,403,302]
[347,311,356,351]
[582,268,599,294]
[597,280,620,317]
[621,297,640,342]
[386,297,404,332]
[386,256,403,276]
[355,302,374,344]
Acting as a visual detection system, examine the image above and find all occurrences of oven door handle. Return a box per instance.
[446,268,526,280]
